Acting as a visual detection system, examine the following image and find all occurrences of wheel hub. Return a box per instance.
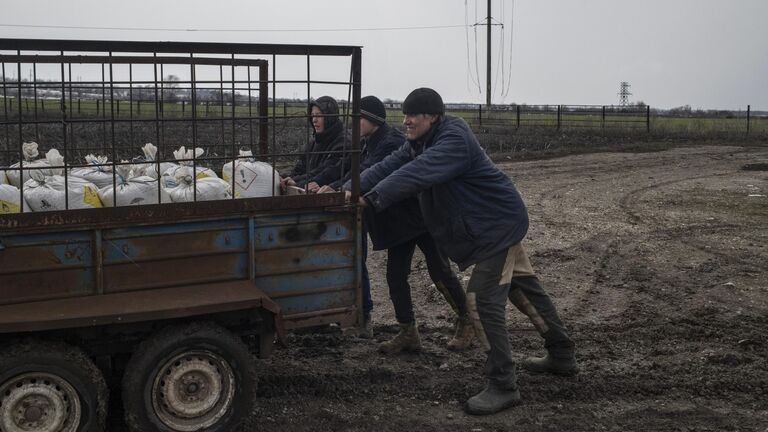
[152,351,235,431]
[0,373,80,432]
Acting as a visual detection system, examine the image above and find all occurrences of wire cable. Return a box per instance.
[0,23,469,33]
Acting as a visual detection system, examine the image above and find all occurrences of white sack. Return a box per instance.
[166,166,231,203]
[24,171,103,212]
[222,150,281,198]
[6,142,54,187]
[0,184,31,214]
[133,143,177,180]
[98,165,170,207]
[161,146,217,189]
[69,154,116,189]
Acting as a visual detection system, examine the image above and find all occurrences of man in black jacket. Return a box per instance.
[348,88,577,415]
[333,96,474,352]
[281,96,351,193]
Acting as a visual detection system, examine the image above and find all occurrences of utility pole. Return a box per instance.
[486,0,492,107]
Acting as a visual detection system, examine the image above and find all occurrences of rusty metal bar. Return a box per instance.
[0,39,360,57]
[0,54,267,68]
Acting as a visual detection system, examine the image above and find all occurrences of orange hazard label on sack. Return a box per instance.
[83,186,103,208]
[0,199,20,214]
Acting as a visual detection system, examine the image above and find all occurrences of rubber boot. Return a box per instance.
[447,315,475,351]
[520,354,579,376]
[378,322,421,354]
[465,385,521,415]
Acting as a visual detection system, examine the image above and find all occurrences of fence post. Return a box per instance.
[516,104,521,128]
[646,105,650,133]
[182,100,186,115]
[41,99,45,112]
[747,105,751,136]
[96,99,99,115]
[116,100,120,116]
[478,104,482,127]
[557,105,561,130]
[78,98,81,114]
[284,102,287,118]
[602,105,606,129]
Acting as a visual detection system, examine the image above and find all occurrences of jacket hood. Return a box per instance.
[309,96,340,130]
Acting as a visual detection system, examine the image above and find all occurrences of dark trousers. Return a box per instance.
[467,245,574,389]
[386,232,468,324]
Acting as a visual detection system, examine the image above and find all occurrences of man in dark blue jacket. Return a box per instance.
[332,96,474,352]
[348,88,577,415]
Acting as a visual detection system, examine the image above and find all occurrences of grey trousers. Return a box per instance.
[467,243,575,389]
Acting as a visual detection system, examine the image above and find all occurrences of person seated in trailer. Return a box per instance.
[322,96,475,350]
[281,96,351,194]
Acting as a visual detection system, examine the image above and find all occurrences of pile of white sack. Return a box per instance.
[98,164,170,207]
[6,142,57,187]
[23,149,103,212]
[222,150,281,198]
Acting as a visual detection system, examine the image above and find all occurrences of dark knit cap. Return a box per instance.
[360,95,386,126]
[402,87,444,115]
[309,96,339,128]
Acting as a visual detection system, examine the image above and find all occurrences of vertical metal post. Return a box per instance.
[350,47,362,328]
[60,52,69,211]
[486,0,492,107]
[258,63,269,157]
[32,63,39,141]
[747,105,751,135]
[231,54,237,200]
[557,105,561,130]
[191,54,199,203]
[516,104,520,128]
[108,53,117,207]
[153,55,162,204]
[602,105,606,129]
[478,104,482,127]
[646,105,650,133]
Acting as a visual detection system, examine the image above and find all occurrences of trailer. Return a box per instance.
[0,39,363,432]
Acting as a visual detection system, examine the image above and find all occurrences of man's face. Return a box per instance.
[311,106,325,134]
[359,118,378,138]
[403,113,437,141]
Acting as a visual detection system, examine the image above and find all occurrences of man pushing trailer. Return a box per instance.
[347,88,578,415]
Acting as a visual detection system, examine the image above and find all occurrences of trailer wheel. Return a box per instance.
[0,340,108,432]
[121,322,257,432]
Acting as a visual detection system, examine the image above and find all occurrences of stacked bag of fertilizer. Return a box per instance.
[23,149,103,211]
[0,184,31,214]
[70,154,117,189]
[133,143,178,180]
[160,146,218,190]
[98,164,170,207]
[165,165,231,202]
[222,150,281,198]
[6,142,55,187]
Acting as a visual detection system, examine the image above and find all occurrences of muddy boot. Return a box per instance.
[447,315,474,351]
[520,354,579,376]
[360,315,373,339]
[465,385,521,415]
[378,322,421,354]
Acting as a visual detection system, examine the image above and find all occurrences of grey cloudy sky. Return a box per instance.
[2,0,766,110]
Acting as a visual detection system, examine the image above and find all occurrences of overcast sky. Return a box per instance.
[1,0,766,110]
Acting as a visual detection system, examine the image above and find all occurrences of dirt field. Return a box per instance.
[239,143,768,432]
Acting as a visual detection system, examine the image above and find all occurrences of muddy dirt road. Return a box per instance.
[105,144,767,431]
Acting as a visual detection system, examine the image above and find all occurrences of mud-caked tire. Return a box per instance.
[0,339,109,432]
[121,322,257,432]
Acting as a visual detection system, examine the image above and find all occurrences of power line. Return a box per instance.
[0,23,469,33]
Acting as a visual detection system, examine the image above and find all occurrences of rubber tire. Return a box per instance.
[121,322,258,432]
[0,339,109,432]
